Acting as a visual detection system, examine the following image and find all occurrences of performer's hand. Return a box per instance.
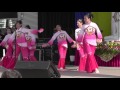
[38,28,44,33]
[96,39,102,44]
[71,44,77,48]
[42,43,48,48]
[5,45,8,49]
[79,42,83,47]
[73,41,76,44]
[29,47,32,50]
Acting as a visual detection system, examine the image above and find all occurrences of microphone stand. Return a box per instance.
[15,29,17,63]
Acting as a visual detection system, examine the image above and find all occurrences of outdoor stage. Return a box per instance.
[59,66,120,78]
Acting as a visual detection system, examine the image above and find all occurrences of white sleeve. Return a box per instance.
[9,31,15,41]
[48,32,59,45]
[75,30,78,40]
[2,35,10,42]
[94,23,102,39]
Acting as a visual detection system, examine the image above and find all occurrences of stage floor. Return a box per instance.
[59,66,120,78]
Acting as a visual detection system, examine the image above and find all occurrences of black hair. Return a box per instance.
[16,20,22,25]
[56,24,61,27]
[5,27,13,35]
[25,25,31,29]
[84,13,94,20]
[77,19,83,23]
[7,27,12,32]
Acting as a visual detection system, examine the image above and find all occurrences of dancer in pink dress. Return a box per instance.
[74,19,83,66]
[76,13,102,73]
[0,28,13,68]
[6,20,44,69]
[25,25,44,61]
[42,25,75,70]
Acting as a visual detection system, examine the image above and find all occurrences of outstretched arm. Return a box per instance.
[48,32,58,45]
[31,28,44,35]
[42,32,58,48]
[0,35,10,47]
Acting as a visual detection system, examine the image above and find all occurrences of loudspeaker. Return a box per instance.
[15,61,61,78]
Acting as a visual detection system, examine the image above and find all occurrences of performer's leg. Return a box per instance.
[74,50,80,66]
[58,46,67,69]
[85,44,99,73]
[6,45,21,69]
[58,45,63,69]
[61,47,67,69]
[1,45,13,68]
[90,45,99,73]
[21,47,29,61]
[29,49,37,61]
[78,46,87,71]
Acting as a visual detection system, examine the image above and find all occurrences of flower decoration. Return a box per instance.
[96,41,120,62]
